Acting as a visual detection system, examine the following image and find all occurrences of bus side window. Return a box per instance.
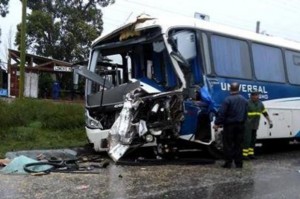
[285,50,300,85]
[172,30,203,85]
[252,44,285,83]
[211,35,252,79]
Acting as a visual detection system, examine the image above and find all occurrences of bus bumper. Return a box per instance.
[85,127,110,152]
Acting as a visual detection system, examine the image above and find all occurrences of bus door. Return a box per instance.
[170,29,212,143]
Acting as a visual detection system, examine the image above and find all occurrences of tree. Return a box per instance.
[15,0,115,63]
[0,26,13,66]
[0,0,9,17]
[0,0,9,44]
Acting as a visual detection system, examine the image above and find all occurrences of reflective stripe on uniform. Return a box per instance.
[248,148,254,155]
[248,112,261,116]
[243,149,249,157]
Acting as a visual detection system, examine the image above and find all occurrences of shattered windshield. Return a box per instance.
[87,33,179,95]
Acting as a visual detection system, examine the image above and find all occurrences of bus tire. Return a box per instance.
[206,143,224,159]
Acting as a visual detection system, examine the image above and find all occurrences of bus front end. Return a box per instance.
[77,16,190,161]
[75,15,219,161]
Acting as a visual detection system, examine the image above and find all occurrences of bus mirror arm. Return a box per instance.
[167,36,190,69]
[167,37,178,51]
[170,51,190,69]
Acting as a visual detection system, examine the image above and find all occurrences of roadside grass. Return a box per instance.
[0,99,88,158]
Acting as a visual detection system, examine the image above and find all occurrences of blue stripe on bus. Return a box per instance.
[206,77,300,108]
[295,131,300,138]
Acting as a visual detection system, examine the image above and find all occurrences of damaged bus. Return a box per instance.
[74,14,300,161]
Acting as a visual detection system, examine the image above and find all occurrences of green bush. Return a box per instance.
[0,98,87,158]
[6,99,39,126]
[0,99,84,129]
[39,102,85,130]
[0,100,10,129]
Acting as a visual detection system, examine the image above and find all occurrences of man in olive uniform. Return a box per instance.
[243,91,273,159]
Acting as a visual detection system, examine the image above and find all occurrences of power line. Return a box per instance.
[102,0,300,42]
[123,0,191,17]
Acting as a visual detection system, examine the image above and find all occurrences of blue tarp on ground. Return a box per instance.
[0,155,52,175]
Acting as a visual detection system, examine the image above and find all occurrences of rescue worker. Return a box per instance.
[213,82,248,169]
[243,91,273,159]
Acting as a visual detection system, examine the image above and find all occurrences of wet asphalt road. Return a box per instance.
[0,145,300,199]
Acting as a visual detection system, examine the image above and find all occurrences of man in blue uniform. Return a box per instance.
[213,82,248,168]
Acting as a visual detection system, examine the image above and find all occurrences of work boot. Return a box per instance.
[243,156,250,160]
[222,162,232,169]
[249,155,257,160]
[235,163,243,168]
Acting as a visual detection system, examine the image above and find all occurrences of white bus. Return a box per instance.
[74,14,300,161]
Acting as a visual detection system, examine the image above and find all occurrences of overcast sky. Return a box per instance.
[1,0,300,63]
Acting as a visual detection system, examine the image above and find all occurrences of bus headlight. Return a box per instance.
[85,110,103,129]
[90,120,99,127]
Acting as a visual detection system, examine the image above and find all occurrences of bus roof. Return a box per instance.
[93,15,300,51]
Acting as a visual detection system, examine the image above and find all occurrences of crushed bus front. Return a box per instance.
[74,15,218,161]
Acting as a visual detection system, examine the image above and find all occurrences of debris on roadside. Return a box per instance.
[23,156,110,175]
[0,149,110,175]
[0,155,53,175]
[76,185,90,190]
[99,159,110,168]
[5,149,77,160]
[0,159,10,166]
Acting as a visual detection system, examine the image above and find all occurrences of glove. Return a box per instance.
[269,121,273,129]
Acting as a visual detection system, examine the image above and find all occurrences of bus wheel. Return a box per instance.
[262,139,290,150]
[206,143,224,159]
[154,142,178,159]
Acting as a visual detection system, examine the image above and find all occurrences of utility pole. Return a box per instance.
[256,21,260,33]
[19,0,27,98]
